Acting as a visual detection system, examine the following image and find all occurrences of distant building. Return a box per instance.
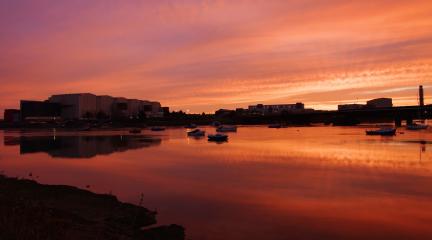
[235,108,246,115]
[112,97,129,118]
[248,103,305,115]
[338,104,365,111]
[149,101,163,118]
[127,99,142,118]
[367,98,393,108]
[20,100,62,120]
[162,107,170,116]
[215,109,236,117]
[4,109,21,123]
[47,93,164,120]
[96,95,115,118]
[49,93,98,119]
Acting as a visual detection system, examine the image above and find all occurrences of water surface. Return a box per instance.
[1,126,432,240]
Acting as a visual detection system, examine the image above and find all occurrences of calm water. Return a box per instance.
[1,126,432,240]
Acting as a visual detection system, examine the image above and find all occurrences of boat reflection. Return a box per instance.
[4,135,161,158]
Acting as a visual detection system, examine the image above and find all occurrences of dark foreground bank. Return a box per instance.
[0,175,184,240]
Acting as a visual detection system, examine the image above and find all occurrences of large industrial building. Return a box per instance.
[17,93,164,120]
[366,98,393,108]
[48,94,98,120]
[338,98,393,111]
[20,100,62,120]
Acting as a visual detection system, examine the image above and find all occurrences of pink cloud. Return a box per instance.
[0,0,432,116]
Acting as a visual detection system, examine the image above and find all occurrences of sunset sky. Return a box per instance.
[1,0,431,116]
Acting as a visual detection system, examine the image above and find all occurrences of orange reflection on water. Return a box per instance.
[1,126,432,240]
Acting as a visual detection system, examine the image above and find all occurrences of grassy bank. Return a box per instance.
[0,175,184,240]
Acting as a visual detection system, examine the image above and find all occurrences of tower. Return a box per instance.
[419,85,424,107]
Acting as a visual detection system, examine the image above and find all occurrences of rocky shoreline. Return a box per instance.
[0,175,184,240]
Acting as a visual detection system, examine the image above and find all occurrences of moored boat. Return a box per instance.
[407,123,428,130]
[366,128,396,136]
[216,125,237,132]
[187,129,205,137]
[151,126,166,131]
[208,134,228,142]
[185,123,197,129]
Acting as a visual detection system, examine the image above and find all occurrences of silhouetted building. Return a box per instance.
[248,103,305,115]
[48,93,164,119]
[20,100,62,120]
[4,109,21,123]
[149,101,163,118]
[215,109,236,117]
[366,98,393,108]
[49,93,98,119]
[338,104,365,111]
[112,97,129,118]
[162,107,170,116]
[96,95,115,118]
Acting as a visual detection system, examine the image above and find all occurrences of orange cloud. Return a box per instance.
[0,0,431,115]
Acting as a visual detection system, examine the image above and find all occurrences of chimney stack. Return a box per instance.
[419,85,424,107]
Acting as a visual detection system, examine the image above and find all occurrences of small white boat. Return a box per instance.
[151,126,166,131]
[187,129,205,137]
[366,128,396,136]
[208,134,228,142]
[216,125,237,132]
[407,123,428,130]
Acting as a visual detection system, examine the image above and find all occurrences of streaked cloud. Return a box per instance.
[0,0,431,114]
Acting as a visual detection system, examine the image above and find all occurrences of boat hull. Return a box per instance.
[407,125,428,130]
[208,134,228,142]
[187,129,205,137]
[366,129,396,136]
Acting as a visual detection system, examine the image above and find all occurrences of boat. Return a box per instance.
[129,128,142,134]
[216,125,237,132]
[406,123,428,130]
[365,128,396,136]
[187,129,205,137]
[208,134,228,142]
[185,123,197,129]
[151,126,166,131]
